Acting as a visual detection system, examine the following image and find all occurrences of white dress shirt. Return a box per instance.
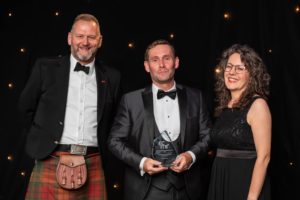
[152,84,181,141]
[60,55,98,147]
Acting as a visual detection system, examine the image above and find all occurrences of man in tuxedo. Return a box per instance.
[108,39,211,200]
[19,14,121,199]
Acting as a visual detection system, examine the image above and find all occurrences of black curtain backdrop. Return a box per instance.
[1,0,299,199]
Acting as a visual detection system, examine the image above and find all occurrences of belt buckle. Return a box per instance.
[70,144,87,155]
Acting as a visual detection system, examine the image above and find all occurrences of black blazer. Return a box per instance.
[19,55,121,163]
[108,84,211,200]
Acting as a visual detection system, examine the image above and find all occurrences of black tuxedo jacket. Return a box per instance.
[19,55,121,164]
[108,84,211,200]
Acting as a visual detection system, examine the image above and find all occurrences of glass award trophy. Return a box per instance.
[152,130,178,167]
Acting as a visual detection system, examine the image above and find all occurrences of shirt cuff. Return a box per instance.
[139,157,147,176]
[187,151,196,169]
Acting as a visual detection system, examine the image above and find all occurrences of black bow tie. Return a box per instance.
[74,62,90,74]
[157,89,177,100]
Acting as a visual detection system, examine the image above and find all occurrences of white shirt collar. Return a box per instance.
[152,82,176,95]
[70,54,95,75]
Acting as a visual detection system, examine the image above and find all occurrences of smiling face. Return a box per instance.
[224,53,250,98]
[144,44,179,89]
[68,19,102,65]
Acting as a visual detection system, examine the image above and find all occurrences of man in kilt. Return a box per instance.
[19,13,121,200]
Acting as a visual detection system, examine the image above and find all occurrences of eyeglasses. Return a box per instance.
[224,64,247,74]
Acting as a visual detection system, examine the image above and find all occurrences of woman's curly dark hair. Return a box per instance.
[214,44,271,115]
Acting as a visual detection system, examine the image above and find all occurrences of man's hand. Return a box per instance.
[143,158,168,175]
[170,152,193,173]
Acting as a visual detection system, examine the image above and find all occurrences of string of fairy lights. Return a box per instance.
[3,2,299,187]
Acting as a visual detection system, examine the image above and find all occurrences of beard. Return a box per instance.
[76,53,93,62]
[71,46,97,63]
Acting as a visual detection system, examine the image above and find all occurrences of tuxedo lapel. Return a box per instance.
[142,86,155,153]
[57,56,71,112]
[95,62,108,123]
[177,85,187,149]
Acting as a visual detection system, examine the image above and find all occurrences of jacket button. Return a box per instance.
[54,141,59,144]
[59,121,63,125]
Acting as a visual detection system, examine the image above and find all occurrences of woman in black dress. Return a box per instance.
[207,44,271,200]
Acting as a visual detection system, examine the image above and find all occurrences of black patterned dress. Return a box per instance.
[207,98,270,200]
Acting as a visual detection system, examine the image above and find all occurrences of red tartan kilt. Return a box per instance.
[26,152,107,200]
